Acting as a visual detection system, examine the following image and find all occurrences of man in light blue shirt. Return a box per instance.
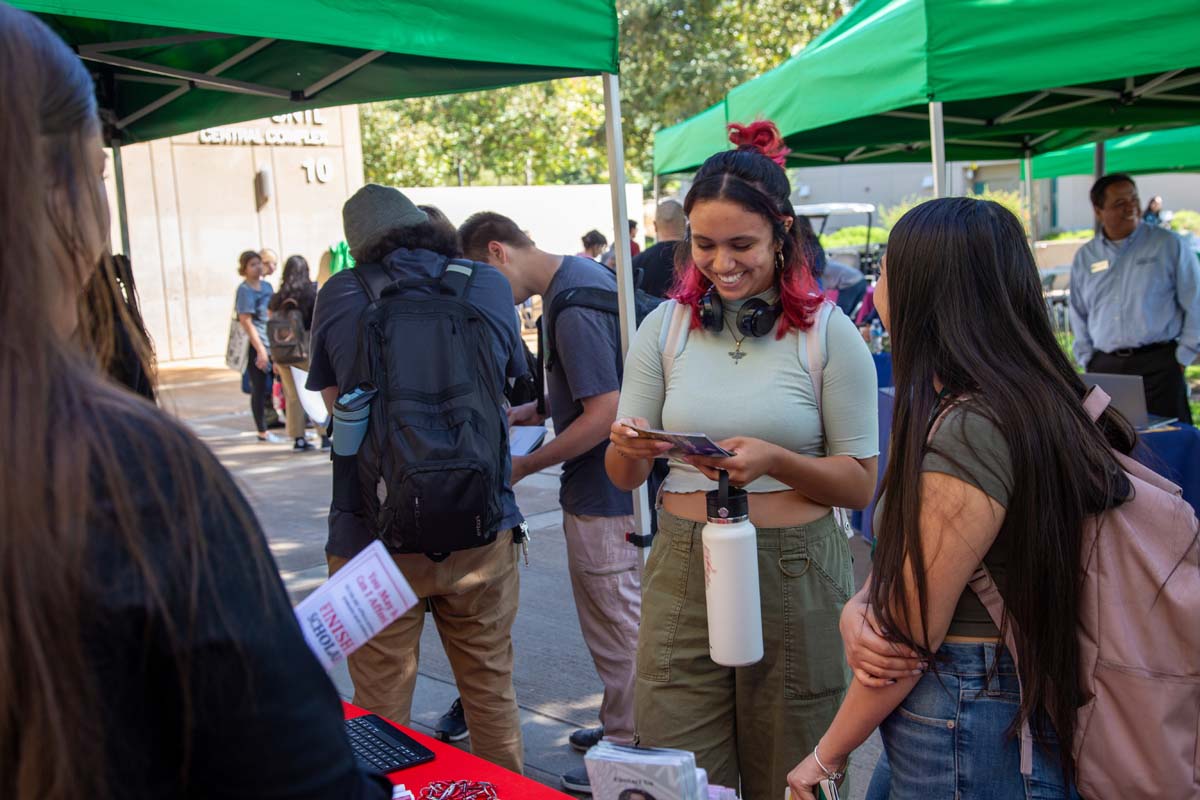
[1069,173,1200,423]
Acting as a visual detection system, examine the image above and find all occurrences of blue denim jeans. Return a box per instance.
[865,642,1078,800]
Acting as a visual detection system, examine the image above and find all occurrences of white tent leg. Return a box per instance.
[653,174,660,206]
[928,101,946,198]
[113,140,131,257]
[1023,150,1038,242]
[603,72,652,555]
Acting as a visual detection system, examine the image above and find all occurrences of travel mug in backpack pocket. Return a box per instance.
[331,382,377,457]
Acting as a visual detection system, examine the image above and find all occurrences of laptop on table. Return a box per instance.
[1081,373,1176,431]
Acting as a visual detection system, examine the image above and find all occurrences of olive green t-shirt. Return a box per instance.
[875,403,1013,638]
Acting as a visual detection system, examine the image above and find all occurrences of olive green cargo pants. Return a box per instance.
[635,510,853,800]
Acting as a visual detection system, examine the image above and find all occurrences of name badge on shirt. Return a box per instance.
[1090,259,1110,273]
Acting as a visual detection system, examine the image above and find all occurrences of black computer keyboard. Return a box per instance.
[345,714,437,774]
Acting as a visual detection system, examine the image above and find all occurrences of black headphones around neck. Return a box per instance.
[699,287,781,338]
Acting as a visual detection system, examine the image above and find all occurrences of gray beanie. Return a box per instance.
[342,184,429,254]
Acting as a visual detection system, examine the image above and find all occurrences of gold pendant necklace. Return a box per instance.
[725,318,748,364]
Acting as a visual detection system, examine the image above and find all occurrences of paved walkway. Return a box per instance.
[158,359,881,798]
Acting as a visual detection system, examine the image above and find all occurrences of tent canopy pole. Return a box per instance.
[602,72,652,550]
[112,139,131,258]
[928,101,946,198]
[1023,149,1038,242]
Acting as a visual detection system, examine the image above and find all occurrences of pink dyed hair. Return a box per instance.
[669,120,821,336]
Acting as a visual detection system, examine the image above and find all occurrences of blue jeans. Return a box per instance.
[865,642,1077,800]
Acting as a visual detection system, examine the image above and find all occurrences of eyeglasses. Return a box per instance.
[1106,195,1140,211]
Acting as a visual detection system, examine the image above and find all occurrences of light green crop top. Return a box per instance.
[616,295,880,494]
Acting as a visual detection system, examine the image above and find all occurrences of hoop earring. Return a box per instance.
[775,250,785,272]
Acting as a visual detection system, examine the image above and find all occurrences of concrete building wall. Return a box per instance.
[105,106,365,363]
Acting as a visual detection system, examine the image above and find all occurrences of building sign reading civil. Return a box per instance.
[105,104,365,362]
[197,109,330,147]
[196,109,335,184]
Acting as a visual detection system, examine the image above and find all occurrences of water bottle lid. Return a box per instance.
[335,381,378,413]
[706,470,749,523]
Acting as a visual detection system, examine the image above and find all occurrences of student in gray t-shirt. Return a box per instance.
[459,212,640,794]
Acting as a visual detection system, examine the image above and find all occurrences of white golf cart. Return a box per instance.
[794,202,883,275]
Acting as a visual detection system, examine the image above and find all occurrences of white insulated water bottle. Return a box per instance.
[702,470,763,667]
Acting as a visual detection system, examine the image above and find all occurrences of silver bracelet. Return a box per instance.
[813,743,845,782]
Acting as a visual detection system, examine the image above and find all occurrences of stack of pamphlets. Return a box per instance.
[585,741,706,800]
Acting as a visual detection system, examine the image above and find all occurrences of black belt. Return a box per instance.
[1103,340,1176,358]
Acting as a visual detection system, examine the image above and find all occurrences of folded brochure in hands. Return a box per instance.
[295,540,418,671]
[628,426,734,458]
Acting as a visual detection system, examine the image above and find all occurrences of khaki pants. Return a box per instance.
[275,365,307,440]
[562,512,642,743]
[327,532,524,773]
[635,511,853,800]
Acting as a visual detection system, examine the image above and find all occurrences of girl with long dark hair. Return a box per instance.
[0,5,389,798]
[269,254,320,450]
[606,121,879,797]
[786,197,1137,799]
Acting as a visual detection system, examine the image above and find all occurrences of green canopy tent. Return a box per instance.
[1024,125,1200,179]
[652,100,729,181]
[657,0,1200,225]
[17,1,621,251]
[16,0,654,543]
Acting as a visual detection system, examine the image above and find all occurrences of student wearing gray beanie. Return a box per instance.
[341,184,429,258]
[304,187,530,773]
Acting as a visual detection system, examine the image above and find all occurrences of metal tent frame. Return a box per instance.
[47,10,653,546]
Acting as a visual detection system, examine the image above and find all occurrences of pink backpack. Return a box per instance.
[968,386,1200,798]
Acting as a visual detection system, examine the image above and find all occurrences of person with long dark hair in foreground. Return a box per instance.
[0,5,390,798]
[787,197,1139,798]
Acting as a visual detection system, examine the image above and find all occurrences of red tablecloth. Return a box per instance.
[342,702,571,798]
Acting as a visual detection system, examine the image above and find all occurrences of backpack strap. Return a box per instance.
[967,567,1035,777]
[658,300,692,384]
[352,262,395,302]
[535,315,547,416]
[798,300,857,538]
[441,258,477,298]
[798,300,836,422]
[1083,385,1111,422]
[544,287,616,373]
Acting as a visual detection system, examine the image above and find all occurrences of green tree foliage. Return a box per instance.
[877,189,1028,234]
[617,0,845,181]
[360,77,609,188]
[1168,209,1200,236]
[360,1,848,187]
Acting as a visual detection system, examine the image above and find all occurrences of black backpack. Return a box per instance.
[504,339,540,407]
[536,284,667,537]
[535,285,663,413]
[351,259,509,560]
[267,298,310,365]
